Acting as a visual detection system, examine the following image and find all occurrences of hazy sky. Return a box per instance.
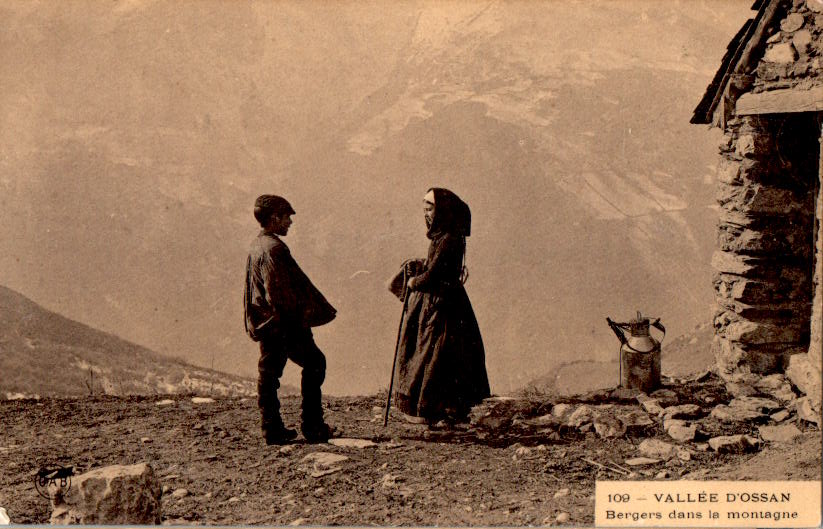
[0,0,751,395]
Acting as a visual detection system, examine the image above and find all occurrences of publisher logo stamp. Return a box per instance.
[33,464,74,499]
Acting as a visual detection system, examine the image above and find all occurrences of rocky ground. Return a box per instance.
[1,371,820,526]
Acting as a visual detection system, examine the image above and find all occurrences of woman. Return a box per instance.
[393,188,490,425]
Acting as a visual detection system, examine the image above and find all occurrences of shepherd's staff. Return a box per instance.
[384,266,410,427]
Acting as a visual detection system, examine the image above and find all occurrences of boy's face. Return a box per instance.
[268,212,293,236]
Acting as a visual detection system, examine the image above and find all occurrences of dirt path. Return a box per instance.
[1,393,819,526]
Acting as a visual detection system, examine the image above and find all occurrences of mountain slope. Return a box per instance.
[0,285,256,398]
[0,2,751,395]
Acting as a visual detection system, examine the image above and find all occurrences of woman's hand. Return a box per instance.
[406,277,415,290]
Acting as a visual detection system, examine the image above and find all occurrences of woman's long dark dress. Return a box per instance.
[394,231,490,421]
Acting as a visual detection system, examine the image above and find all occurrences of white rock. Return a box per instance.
[639,398,664,415]
[663,418,686,431]
[771,409,790,422]
[729,396,782,413]
[708,435,760,454]
[780,12,805,32]
[155,399,175,406]
[794,397,821,426]
[567,405,597,428]
[553,488,569,499]
[625,457,661,466]
[289,517,309,526]
[661,404,702,420]
[710,404,764,422]
[759,424,802,443]
[650,389,678,407]
[807,0,823,14]
[593,415,626,438]
[551,403,573,420]
[793,30,813,52]
[618,410,654,430]
[763,42,798,63]
[49,463,161,525]
[191,397,216,404]
[301,452,349,477]
[638,439,676,460]
[555,512,570,524]
[0,507,9,525]
[140,437,152,444]
[668,424,697,443]
[279,445,299,455]
[655,470,669,479]
[171,488,189,499]
[226,496,241,503]
[328,438,377,449]
[515,446,532,457]
[786,354,822,408]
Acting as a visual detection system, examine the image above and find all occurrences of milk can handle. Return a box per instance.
[651,318,666,343]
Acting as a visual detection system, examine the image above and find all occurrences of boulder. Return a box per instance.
[301,453,349,478]
[724,381,759,398]
[567,405,597,428]
[668,424,697,443]
[649,389,678,407]
[794,397,822,426]
[625,457,661,466]
[729,396,782,414]
[786,354,822,410]
[638,439,677,460]
[758,424,802,443]
[710,404,764,423]
[763,42,798,63]
[617,410,654,432]
[593,415,626,439]
[780,12,805,32]
[661,404,702,421]
[49,463,161,525]
[637,397,664,416]
[708,435,760,454]
[770,409,790,422]
[328,438,377,449]
[551,404,573,421]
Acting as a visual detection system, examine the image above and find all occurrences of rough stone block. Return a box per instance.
[729,396,782,413]
[764,42,798,63]
[638,439,677,460]
[714,336,747,374]
[793,29,813,52]
[50,463,162,525]
[661,404,703,421]
[710,404,765,422]
[667,423,697,442]
[722,320,805,344]
[786,353,822,408]
[807,0,823,13]
[780,13,805,32]
[717,183,806,215]
[735,134,757,157]
[711,251,758,275]
[758,424,802,443]
[708,434,760,454]
[717,160,741,185]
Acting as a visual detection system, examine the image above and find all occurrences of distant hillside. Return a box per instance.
[0,285,262,398]
[524,323,715,396]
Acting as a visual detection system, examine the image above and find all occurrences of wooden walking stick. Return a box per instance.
[384,268,409,427]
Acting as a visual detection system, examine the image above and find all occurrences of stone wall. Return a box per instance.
[753,0,823,93]
[712,113,818,378]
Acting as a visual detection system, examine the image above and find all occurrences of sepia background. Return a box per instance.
[0,0,751,396]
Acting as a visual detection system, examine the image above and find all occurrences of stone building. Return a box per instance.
[692,0,821,413]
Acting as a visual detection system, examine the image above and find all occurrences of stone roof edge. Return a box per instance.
[691,0,787,126]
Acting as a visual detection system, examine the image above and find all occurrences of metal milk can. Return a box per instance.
[606,311,666,392]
